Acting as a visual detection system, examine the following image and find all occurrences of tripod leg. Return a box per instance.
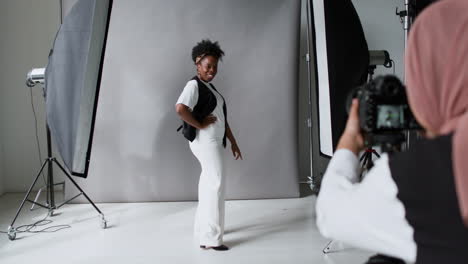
[372,150,381,158]
[52,160,103,215]
[367,159,374,170]
[323,240,343,254]
[30,186,43,211]
[359,152,369,179]
[359,152,367,162]
[52,160,107,229]
[323,240,334,253]
[9,160,49,229]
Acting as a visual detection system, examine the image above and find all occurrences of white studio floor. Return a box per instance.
[0,192,374,264]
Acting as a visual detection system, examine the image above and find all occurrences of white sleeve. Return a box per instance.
[316,149,417,263]
[176,80,198,110]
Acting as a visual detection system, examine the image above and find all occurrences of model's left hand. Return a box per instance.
[337,99,365,155]
[231,143,243,160]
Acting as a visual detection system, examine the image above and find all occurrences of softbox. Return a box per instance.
[311,0,369,156]
[309,0,369,188]
[45,0,112,177]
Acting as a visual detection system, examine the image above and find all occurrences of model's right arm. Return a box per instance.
[176,80,217,130]
[175,104,216,129]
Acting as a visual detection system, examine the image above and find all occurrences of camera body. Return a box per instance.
[348,75,421,149]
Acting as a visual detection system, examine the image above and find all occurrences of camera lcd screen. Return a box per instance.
[376,105,405,130]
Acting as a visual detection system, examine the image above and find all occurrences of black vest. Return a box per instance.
[389,134,468,264]
[177,76,227,147]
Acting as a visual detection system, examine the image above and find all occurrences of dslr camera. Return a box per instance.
[347,75,421,151]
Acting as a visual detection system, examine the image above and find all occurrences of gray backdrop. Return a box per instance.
[65,0,301,202]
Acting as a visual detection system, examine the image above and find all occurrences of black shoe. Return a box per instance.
[200,245,229,251]
[364,254,405,264]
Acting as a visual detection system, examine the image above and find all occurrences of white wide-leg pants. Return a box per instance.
[189,142,225,246]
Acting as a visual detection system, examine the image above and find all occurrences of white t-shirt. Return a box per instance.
[176,79,225,145]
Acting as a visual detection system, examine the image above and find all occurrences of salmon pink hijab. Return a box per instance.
[405,0,468,226]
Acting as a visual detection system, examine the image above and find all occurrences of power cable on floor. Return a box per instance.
[1,213,71,234]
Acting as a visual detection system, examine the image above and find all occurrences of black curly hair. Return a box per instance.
[191,39,225,64]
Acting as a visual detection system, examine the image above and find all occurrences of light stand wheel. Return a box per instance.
[322,240,342,254]
[48,209,55,217]
[311,184,320,195]
[7,226,16,241]
[100,214,107,229]
[323,240,332,253]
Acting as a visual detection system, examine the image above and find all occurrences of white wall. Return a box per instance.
[352,0,406,80]
[0,0,61,193]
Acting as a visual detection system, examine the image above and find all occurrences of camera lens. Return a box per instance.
[382,83,398,97]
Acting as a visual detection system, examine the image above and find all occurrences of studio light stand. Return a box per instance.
[396,0,415,54]
[396,0,418,150]
[359,56,388,180]
[304,0,319,194]
[6,69,107,241]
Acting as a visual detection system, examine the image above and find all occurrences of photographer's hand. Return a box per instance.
[337,99,364,155]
